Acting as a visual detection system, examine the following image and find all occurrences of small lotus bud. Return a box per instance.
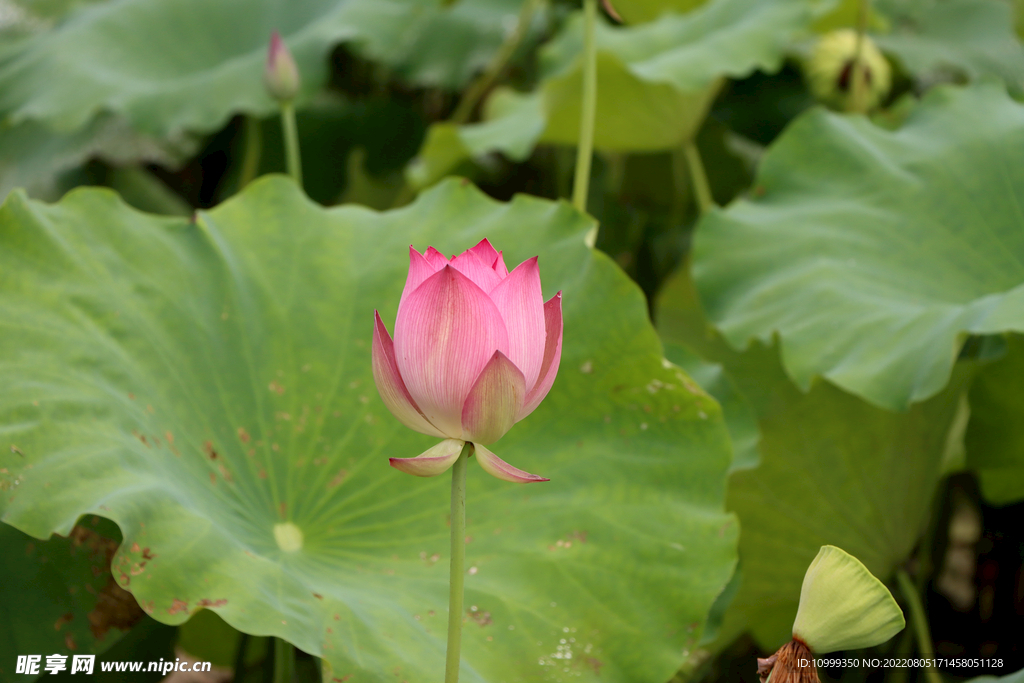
[757,546,905,683]
[805,29,891,113]
[264,31,300,102]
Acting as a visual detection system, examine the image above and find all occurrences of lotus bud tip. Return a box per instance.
[264,30,300,102]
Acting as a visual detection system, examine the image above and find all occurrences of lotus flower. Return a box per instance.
[372,239,562,483]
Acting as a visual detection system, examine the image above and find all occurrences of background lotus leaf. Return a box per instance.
[693,82,1024,411]
[965,334,1024,506]
[873,0,1024,89]
[0,0,531,138]
[407,0,814,190]
[656,267,969,649]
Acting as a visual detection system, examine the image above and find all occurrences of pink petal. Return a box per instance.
[400,246,446,309]
[372,312,446,438]
[488,257,546,390]
[424,246,449,269]
[493,251,509,278]
[450,246,502,292]
[390,439,465,477]
[518,292,562,420]
[395,266,510,437]
[461,351,526,445]
[474,443,548,483]
[468,238,499,265]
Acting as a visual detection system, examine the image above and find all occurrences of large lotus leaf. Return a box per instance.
[0,177,737,683]
[693,82,1024,412]
[873,0,1024,89]
[965,335,1024,506]
[0,0,528,138]
[655,267,970,649]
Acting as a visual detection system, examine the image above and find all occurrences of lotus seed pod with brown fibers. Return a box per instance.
[757,639,819,683]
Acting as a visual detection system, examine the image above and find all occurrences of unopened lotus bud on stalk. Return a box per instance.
[372,238,562,483]
[264,31,300,102]
[757,546,905,683]
[264,31,303,186]
[805,29,891,113]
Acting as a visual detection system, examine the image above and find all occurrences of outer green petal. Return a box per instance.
[792,545,905,653]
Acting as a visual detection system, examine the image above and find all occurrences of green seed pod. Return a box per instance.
[792,545,905,654]
[805,29,891,113]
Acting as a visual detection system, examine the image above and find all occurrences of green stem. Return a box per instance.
[896,569,942,683]
[238,115,263,191]
[451,0,541,124]
[571,0,598,213]
[280,101,303,188]
[231,633,249,682]
[273,638,294,683]
[682,142,714,215]
[444,442,473,683]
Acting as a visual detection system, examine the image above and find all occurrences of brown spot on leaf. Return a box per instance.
[313,593,323,600]
[167,599,189,616]
[203,441,218,459]
[196,598,228,608]
[238,427,251,443]
[269,380,285,395]
[65,634,77,650]
[55,612,74,630]
[328,470,348,488]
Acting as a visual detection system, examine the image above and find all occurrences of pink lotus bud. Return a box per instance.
[372,239,562,482]
[264,31,300,102]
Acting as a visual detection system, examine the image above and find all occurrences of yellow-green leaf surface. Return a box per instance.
[0,177,737,682]
[693,82,1024,411]
[656,267,968,650]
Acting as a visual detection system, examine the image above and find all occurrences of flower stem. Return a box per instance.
[280,101,303,188]
[444,442,473,683]
[571,0,599,213]
[237,115,263,191]
[273,638,294,683]
[896,569,942,683]
[451,0,541,125]
[681,142,714,215]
